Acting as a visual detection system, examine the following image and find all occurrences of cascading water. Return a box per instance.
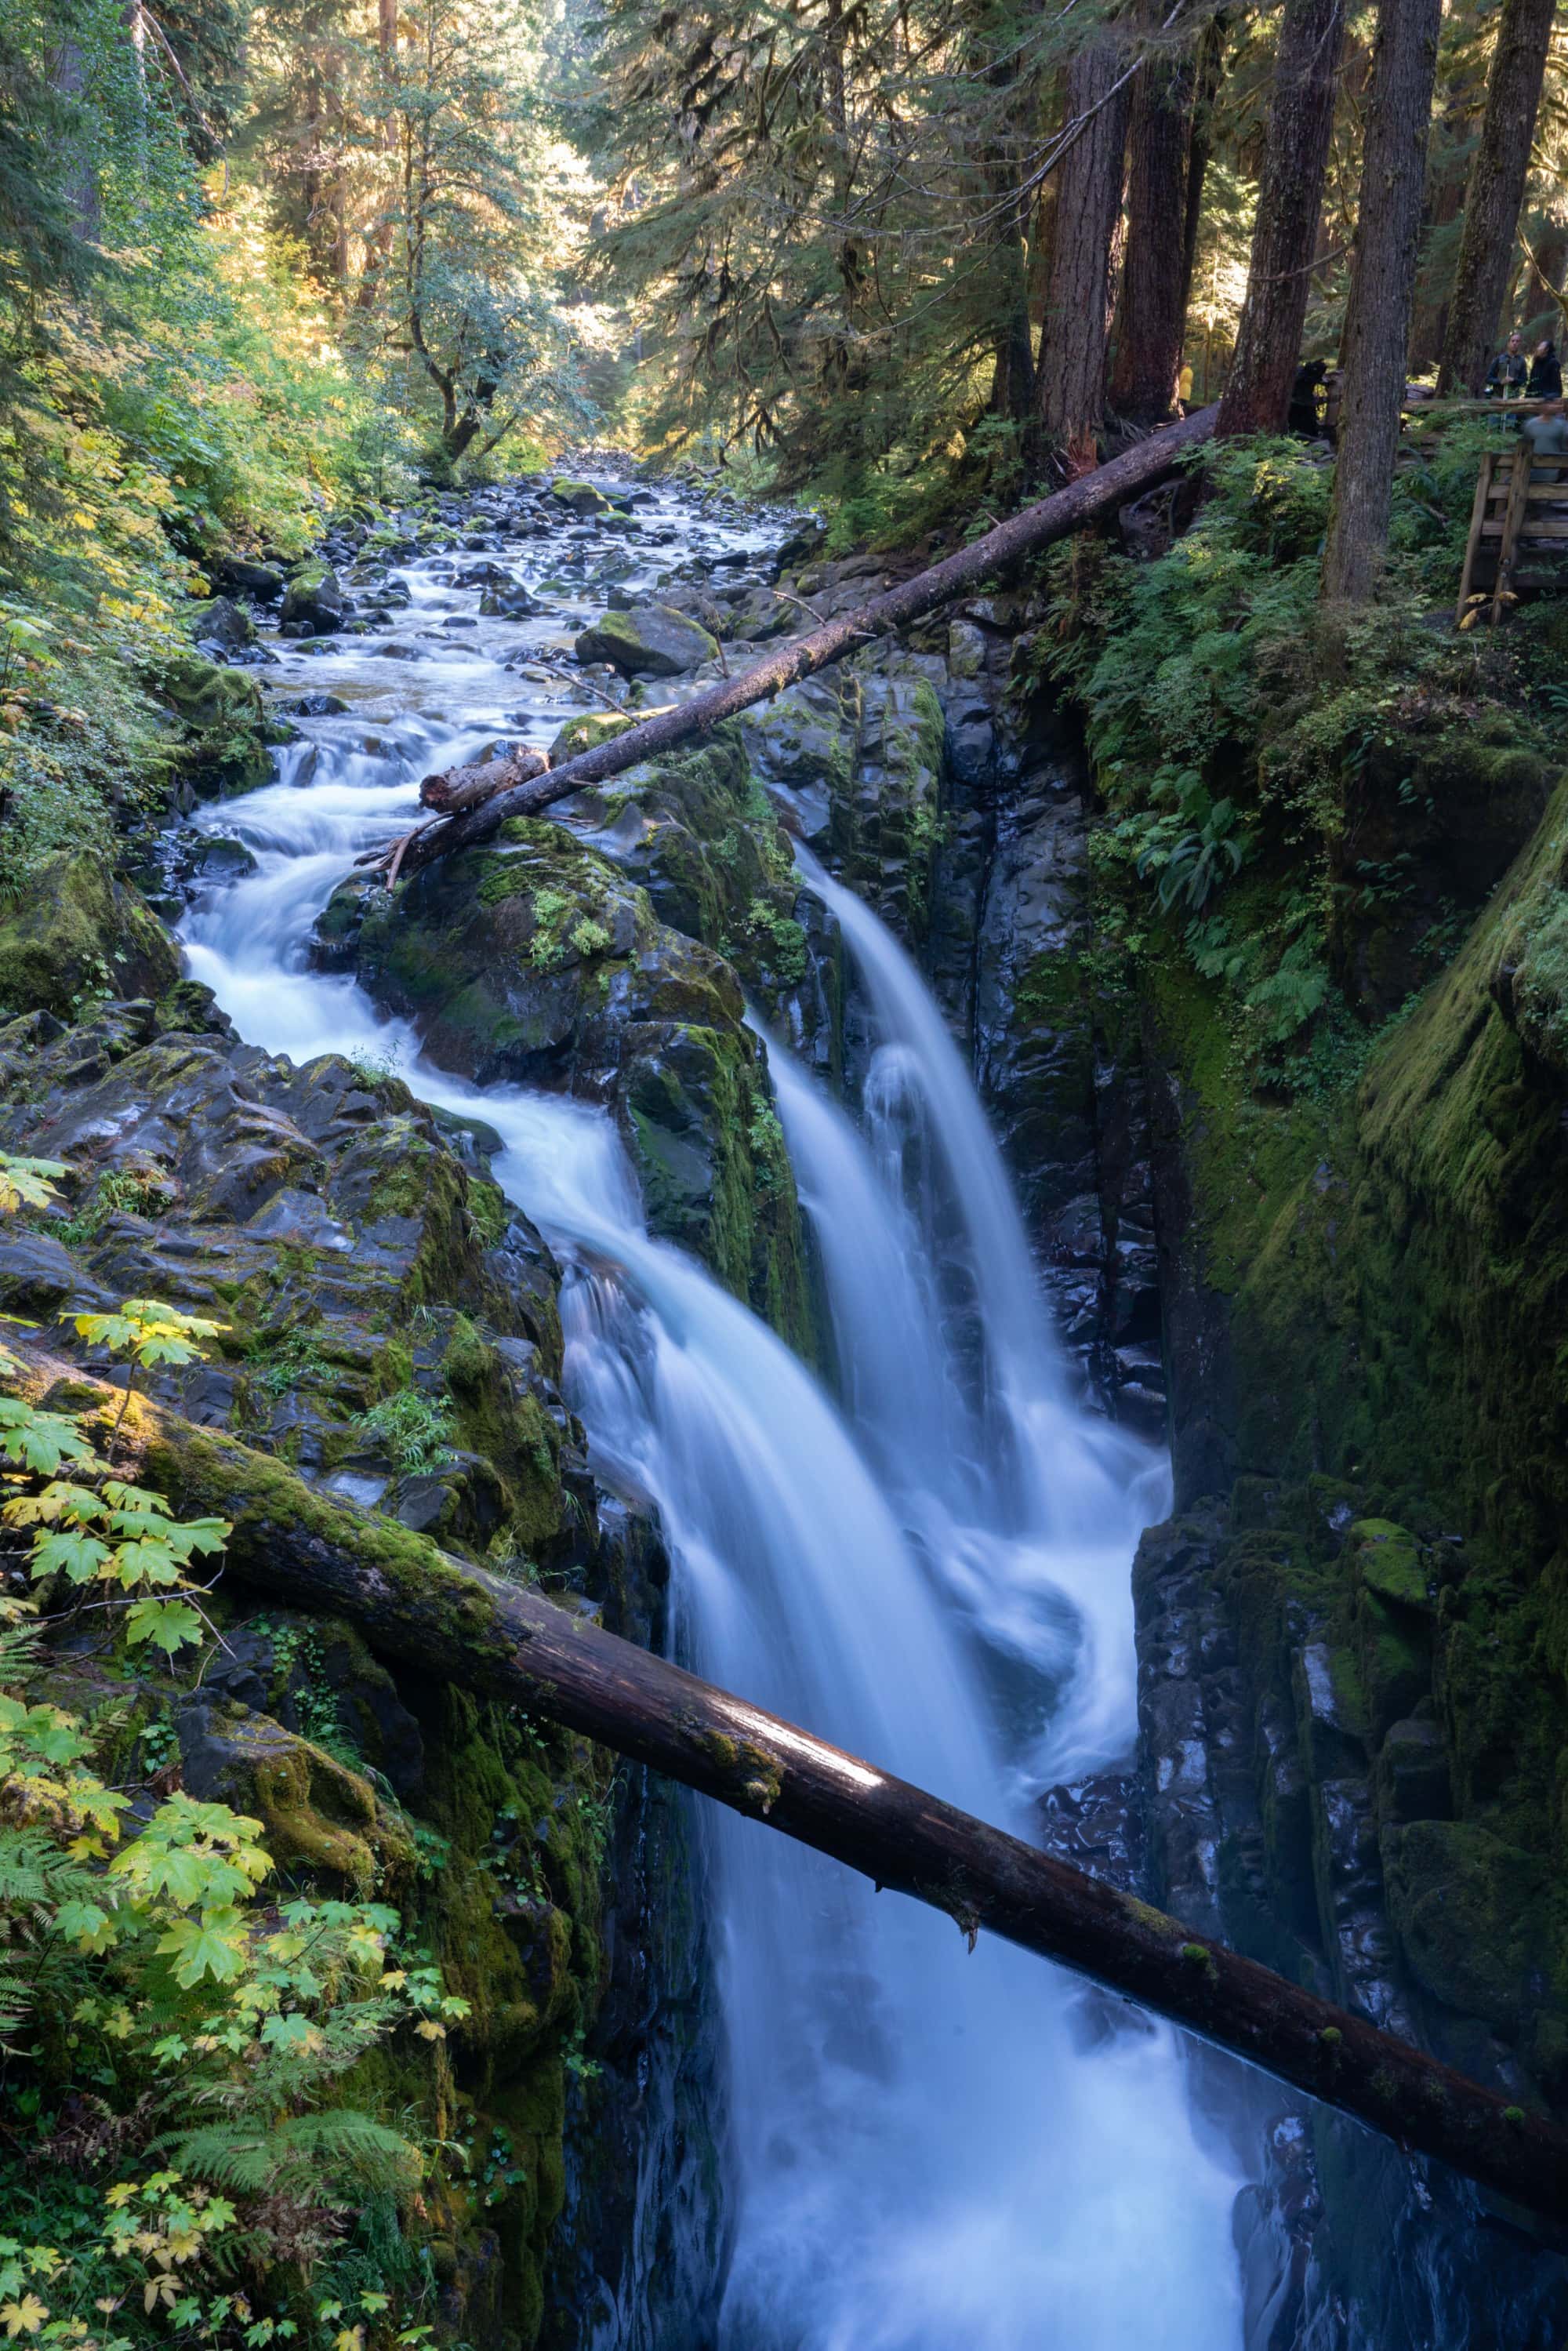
[175,478,1249,2349]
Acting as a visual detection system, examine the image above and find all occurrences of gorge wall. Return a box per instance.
[5,470,1568,2345]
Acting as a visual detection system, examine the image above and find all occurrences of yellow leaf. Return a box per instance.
[413,2019,445,2040]
[1,2296,49,2337]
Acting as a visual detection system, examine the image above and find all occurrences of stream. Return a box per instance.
[176,472,1250,2348]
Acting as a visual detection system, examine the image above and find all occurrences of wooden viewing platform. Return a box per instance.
[1455,442,1568,624]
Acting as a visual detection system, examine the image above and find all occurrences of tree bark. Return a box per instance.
[361,406,1221,883]
[1109,24,1196,424]
[1174,14,1225,363]
[419,746,548,816]
[1035,29,1135,470]
[1320,0,1443,605]
[1436,0,1559,396]
[1523,220,1568,338]
[116,1391,1568,2226]
[1215,0,1346,437]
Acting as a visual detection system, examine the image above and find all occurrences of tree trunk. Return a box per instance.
[114,1388,1568,2226]
[1035,30,1134,471]
[1215,0,1346,437]
[1436,0,1559,396]
[1109,24,1196,424]
[1406,53,1490,376]
[361,406,1221,883]
[419,746,548,815]
[1523,219,1568,338]
[1320,0,1442,605]
[1174,14,1225,363]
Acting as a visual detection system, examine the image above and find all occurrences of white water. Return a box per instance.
[176,483,1246,2349]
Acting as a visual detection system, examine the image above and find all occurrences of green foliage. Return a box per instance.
[0,1623,470,2346]
[1036,432,1561,1088]
[0,1154,65,1215]
[352,1391,456,1477]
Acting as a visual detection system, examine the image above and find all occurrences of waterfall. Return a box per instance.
[173,488,1248,2350]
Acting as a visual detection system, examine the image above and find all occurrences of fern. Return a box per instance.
[162,2108,420,2197]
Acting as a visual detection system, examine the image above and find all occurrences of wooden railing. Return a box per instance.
[1455,445,1568,623]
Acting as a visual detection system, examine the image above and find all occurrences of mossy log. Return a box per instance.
[362,408,1219,885]
[105,1390,1568,2222]
[419,745,550,816]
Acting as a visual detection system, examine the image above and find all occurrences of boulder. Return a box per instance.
[280,558,345,633]
[550,477,613,517]
[150,653,278,798]
[1381,1817,1550,2034]
[208,554,285,603]
[479,583,542,619]
[0,849,180,1023]
[187,595,256,660]
[176,1699,412,1898]
[575,604,720,678]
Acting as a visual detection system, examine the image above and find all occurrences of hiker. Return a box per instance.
[1486,332,1529,395]
[1523,394,1568,475]
[1528,339,1563,400]
[1287,359,1329,438]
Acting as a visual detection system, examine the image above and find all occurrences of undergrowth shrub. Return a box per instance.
[1032,432,1568,1090]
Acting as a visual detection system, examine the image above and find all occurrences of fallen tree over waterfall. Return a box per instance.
[361,406,1220,885]
[99,1375,1568,2226]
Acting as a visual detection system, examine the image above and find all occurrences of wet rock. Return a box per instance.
[207,554,285,602]
[280,559,345,633]
[0,1230,111,1318]
[575,604,719,678]
[188,595,256,660]
[551,477,613,517]
[0,848,180,1023]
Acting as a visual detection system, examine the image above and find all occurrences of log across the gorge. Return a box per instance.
[121,1393,1568,2226]
[363,405,1220,884]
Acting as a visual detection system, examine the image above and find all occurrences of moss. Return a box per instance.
[0,847,180,1021]
[148,652,281,797]
[1382,1819,1550,2032]
[187,1703,413,1899]
[1349,1519,1431,1613]
[1142,772,1568,2076]
[548,710,637,763]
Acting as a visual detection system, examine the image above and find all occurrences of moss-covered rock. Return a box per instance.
[352,812,814,1343]
[1382,1819,1549,2034]
[1137,767,1568,2112]
[550,478,612,517]
[280,558,344,631]
[0,848,180,1020]
[148,652,280,798]
[176,1700,414,1898]
[574,605,719,679]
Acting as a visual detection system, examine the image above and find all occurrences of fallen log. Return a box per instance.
[418,744,550,815]
[118,1392,1568,2226]
[361,405,1220,884]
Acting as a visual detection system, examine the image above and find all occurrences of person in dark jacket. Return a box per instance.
[1486,332,1529,394]
[1528,339,1563,399]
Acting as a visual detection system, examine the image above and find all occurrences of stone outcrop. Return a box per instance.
[575,603,720,678]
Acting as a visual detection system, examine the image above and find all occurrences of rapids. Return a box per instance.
[176,473,1248,2349]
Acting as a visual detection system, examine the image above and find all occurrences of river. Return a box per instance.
[176,469,1247,2349]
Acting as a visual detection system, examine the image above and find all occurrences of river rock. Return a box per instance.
[575,604,719,678]
[280,558,345,633]
[0,848,180,1023]
[551,477,613,517]
[188,595,257,661]
[207,553,285,602]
